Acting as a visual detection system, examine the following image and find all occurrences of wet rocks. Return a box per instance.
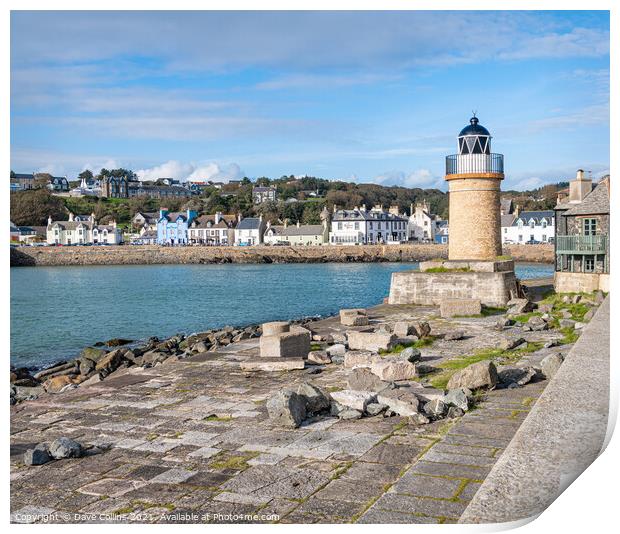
[105,338,133,347]
[447,361,499,390]
[266,390,307,428]
[541,353,564,379]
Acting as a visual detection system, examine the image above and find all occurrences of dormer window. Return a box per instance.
[529,220,535,229]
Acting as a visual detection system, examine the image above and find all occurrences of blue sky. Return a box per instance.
[10,10,609,190]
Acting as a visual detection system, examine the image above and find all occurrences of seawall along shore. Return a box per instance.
[10,243,553,267]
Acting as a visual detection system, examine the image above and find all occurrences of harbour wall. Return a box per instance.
[10,244,554,267]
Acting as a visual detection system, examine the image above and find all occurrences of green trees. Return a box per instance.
[10,189,66,226]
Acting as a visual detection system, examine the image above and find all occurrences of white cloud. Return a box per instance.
[135,160,244,183]
[372,169,444,189]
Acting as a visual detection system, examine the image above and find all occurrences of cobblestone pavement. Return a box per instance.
[10,304,565,524]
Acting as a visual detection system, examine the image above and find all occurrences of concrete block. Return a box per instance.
[262,321,290,336]
[260,331,310,358]
[340,309,369,326]
[440,298,482,318]
[347,331,396,352]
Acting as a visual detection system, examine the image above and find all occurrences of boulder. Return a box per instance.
[338,409,363,420]
[260,330,311,359]
[191,341,210,353]
[366,402,388,416]
[370,359,417,381]
[443,330,465,341]
[408,413,430,425]
[447,407,465,419]
[498,367,537,387]
[330,390,377,412]
[347,367,392,393]
[49,437,82,459]
[443,388,470,411]
[541,353,564,380]
[400,347,421,363]
[327,344,347,358]
[559,319,576,329]
[79,347,108,362]
[499,337,526,351]
[583,308,596,322]
[393,322,417,338]
[344,350,379,368]
[527,316,548,331]
[24,443,52,466]
[446,361,499,390]
[543,340,559,349]
[95,349,126,377]
[574,322,586,330]
[415,362,440,375]
[105,338,133,347]
[13,385,44,402]
[43,375,75,393]
[296,383,331,415]
[413,321,432,339]
[307,351,331,365]
[495,317,515,329]
[78,357,96,376]
[326,333,348,345]
[377,388,420,416]
[347,331,396,352]
[507,298,534,314]
[537,304,553,314]
[423,399,446,418]
[340,309,369,327]
[266,390,307,428]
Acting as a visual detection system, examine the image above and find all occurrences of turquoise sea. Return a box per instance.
[10,262,553,368]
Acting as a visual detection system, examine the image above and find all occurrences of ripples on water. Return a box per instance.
[10,262,553,368]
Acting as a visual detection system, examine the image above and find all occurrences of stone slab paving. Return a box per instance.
[11,303,563,524]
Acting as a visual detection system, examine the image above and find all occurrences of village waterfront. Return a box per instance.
[10,261,554,370]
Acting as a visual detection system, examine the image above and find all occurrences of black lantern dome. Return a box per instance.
[457,116,491,155]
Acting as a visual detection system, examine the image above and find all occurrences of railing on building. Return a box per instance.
[555,235,608,255]
[445,153,504,175]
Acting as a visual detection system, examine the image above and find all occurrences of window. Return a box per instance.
[354,222,359,230]
[583,218,597,236]
[529,221,535,229]
[584,257,595,272]
[518,235,523,242]
[504,228,507,234]
[542,220,547,228]
[337,222,342,230]
[542,235,547,242]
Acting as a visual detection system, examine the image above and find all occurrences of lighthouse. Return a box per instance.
[445,116,504,261]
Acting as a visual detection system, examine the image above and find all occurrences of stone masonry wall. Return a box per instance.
[10,244,553,267]
[448,177,502,261]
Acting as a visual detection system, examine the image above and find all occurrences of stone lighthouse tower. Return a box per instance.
[445,116,504,261]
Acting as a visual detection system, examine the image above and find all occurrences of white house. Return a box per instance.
[330,205,408,245]
[234,215,266,246]
[502,210,555,244]
[188,212,236,245]
[46,213,123,245]
[407,201,441,242]
[264,221,329,246]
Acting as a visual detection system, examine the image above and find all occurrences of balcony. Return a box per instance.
[446,153,504,176]
[556,234,608,255]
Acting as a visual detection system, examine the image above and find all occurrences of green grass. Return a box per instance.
[558,326,579,345]
[512,311,542,323]
[310,343,323,351]
[495,255,512,261]
[424,266,471,273]
[204,415,233,422]
[209,452,258,471]
[379,336,436,355]
[481,306,507,317]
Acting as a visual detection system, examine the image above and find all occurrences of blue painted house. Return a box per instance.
[157,209,197,245]
[434,220,449,244]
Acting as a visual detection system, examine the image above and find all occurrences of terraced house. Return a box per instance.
[46,213,123,245]
[330,205,408,245]
[188,212,237,245]
[554,170,610,292]
[501,209,555,244]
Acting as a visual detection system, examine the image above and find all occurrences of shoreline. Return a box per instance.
[10,243,554,267]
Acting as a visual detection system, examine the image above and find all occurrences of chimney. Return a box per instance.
[47,215,53,226]
[215,211,221,224]
[68,212,74,222]
[160,208,168,219]
[514,204,520,217]
[237,212,242,223]
[569,169,592,203]
[259,214,263,222]
[333,204,337,213]
[284,219,288,229]
[112,220,117,228]
[296,221,300,228]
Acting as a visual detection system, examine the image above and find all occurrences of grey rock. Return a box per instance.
[408,413,430,425]
[543,340,559,349]
[498,367,537,387]
[541,353,564,380]
[447,361,499,390]
[377,388,420,416]
[415,362,439,375]
[49,437,82,459]
[507,298,534,314]
[495,317,515,329]
[583,308,596,322]
[537,304,553,314]
[24,443,52,466]
[338,409,363,420]
[266,390,307,428]
[326,344,346,357]
[296,383,330,415]
[347,367,392,393]
[331,389,377,411]
[527,316,548,331]
[499,337,526,351]
[423,399,446,418]
[400,347,421,363]
[572,295,582,304]
[365,402,388,416]
[444,388,470,411]
[413,321,432,338]
[559,319,576,329]
[444,330,465,341]
[307,350,331,365]
[574,322,586,330]
[447,406,465,419]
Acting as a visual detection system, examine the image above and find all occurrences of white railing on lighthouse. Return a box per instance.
[446,153,504,175]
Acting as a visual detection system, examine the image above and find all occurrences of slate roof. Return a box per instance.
[500,214,516,227]
[236,218,263,230]
[500,198,513,214]
[192,214,237,228]
[512,211,554,226]
[563,181,610,216]
[267,224,324,237]
[332,209,407,222]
